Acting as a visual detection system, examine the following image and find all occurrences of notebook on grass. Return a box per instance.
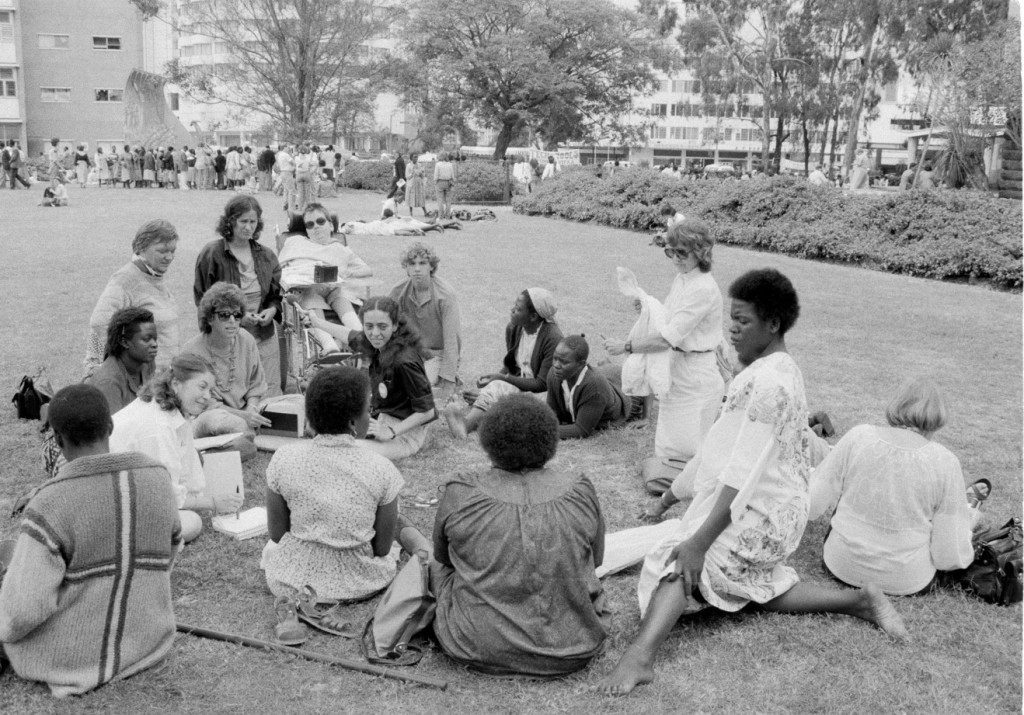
[202,450,244,503]
[212,507,268,541]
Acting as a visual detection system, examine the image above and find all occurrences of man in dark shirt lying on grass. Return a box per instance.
[547,335,629,439]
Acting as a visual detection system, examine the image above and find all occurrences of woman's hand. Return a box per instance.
[256,307,277,326]
[604,338,628,357]
[367,419,396,441]
[241,312,259,329]
[638,499,669,522]
[476,374,500,388]
[666,538,706,602]
[239,409,272,430]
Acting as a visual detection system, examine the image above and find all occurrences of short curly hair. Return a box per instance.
[479,394,558,471]
[104,306,155,360]
[140,353,214,413]
[197,282,247,334]
[665,218,714,272]
[399,241,439,274]
[216,195,264,242]
[727,268,800,336]
[304,366,370,435]
[131,219,179,254]
[49,384,113,447]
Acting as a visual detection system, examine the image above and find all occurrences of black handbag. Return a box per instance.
[12,373,53,420]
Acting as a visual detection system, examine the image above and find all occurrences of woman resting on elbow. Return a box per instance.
[432,394,610,676]
[595,269,908,697]
[808,378,974,596]
[262,366,430,608]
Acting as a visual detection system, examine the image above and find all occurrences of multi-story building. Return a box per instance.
[0,0,25,147]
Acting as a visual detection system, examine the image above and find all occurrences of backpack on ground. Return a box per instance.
[956,517,1023,606]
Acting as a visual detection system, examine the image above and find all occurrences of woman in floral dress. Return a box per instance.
[595,268,909,696]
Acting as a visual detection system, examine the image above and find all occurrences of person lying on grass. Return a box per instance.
[262,366,431,615]
[0,385,180,698]
[431,394,610,676]
[595,268,908,696]
[444,288,562,439]
[808,377,975,596]
[546,335,630,439]
[109,354,244,543]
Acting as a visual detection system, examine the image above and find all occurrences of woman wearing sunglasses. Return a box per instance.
[604,218,725,495]
[278,202,374,335]
[182,283,271,453]
[194,195,284,394]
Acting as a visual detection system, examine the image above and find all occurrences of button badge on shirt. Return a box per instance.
[378,382,388,399]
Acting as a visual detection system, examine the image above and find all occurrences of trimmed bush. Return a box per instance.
[340,159,511,203]
[513,169,1023,288]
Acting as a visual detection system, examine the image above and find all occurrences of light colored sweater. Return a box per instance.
[0,452,180,697]
[85,261,180,377]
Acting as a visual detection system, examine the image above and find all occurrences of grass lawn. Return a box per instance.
[0,185,1020,714]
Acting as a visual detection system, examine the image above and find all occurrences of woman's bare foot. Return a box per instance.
[444,405,468,439]
[859,584,909,641]
[593,645,656,696]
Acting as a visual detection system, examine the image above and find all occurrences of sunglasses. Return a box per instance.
[215,311,244,322]
[664,248,692,259]
[304,217,328,229]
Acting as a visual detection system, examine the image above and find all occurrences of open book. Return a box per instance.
[212,507,268,541]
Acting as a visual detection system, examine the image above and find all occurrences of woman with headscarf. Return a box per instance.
[444,287,562,439]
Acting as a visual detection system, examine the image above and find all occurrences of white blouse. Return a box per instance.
[659,269,723,352]
[808,424,973,595]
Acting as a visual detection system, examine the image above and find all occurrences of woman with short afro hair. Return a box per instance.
[431,394,610,676]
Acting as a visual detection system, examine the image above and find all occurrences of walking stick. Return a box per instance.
[176,623,448,691]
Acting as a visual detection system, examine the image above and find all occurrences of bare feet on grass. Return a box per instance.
[592,645,656,696]
[444,404,468,439]
[859,584,909,641]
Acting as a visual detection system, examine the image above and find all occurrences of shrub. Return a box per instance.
[338,160,393,191]
[340,159,511,203]
[513,169,1023,288]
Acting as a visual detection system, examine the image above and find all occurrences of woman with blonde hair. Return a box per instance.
[604,218,725,494]
[808,378,975,596]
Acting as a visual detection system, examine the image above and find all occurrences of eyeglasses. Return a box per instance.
[215,311,244,322]
[664,248,692,259]
[304,217,328,229]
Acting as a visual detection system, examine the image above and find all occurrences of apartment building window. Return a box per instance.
[736,128,763,142]
[38,33,70,50]
[0,12,13,45]
[672,79,700,95]
[883,82,897,102]
[670,126,699,141]
[94,88,124,102]
[660,80,671,92]
[650,126,667,140]
[169,92,180,111]
[671,103,701,117]
[651,103,667,117]
[41,87,72,102]
[93,36,122,50]
[0,68,15,97]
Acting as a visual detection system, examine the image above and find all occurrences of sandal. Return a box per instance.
[966,478,992,509]
[274,596,308,646]
[296,586,359,638]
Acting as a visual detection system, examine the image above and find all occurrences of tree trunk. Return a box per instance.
[802,117,811,174]
[829,108,840,171]
[843,5,879,175]
[773,112,786,172]
[818,114,830,166]
[494,119,517,161]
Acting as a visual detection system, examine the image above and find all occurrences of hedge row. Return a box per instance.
[339,160,511,203]
[512,168,1023,288]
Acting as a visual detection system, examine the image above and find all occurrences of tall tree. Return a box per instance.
[130,0,391,141]
[400,0,676,159]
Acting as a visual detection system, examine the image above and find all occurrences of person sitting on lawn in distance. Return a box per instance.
[547,335,630,440]
[40,176,68,207]
[0,385,180,698]
[430,394,610,676]
[444,288,563,439]
[595,268,908,697]
[262,366,431,616]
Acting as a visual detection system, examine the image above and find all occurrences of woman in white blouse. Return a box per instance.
[808,378,974,596]
[605,218,725,494]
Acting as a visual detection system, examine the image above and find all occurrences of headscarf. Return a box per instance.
[526,287,557,323]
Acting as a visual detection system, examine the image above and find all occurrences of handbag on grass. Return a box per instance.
[12,371,53,420]
[360,554,435,666]
[955,517,1023,606]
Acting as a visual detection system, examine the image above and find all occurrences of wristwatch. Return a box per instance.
[625,340,633,354]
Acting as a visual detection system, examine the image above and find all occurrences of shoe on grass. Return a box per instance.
[274,595,309,646]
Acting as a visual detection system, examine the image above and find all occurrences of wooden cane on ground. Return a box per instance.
[176,623,448,691]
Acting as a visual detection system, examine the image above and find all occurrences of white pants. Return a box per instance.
[654,352,724,463]
[356,411,427,462]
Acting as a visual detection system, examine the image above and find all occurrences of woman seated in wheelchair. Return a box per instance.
[279,202,373,333]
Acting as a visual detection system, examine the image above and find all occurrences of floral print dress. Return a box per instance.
[637,351,811,614]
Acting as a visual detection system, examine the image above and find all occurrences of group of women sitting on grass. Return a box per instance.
[0,203,982,698]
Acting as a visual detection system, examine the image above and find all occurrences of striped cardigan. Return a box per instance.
[0,452,180,697]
